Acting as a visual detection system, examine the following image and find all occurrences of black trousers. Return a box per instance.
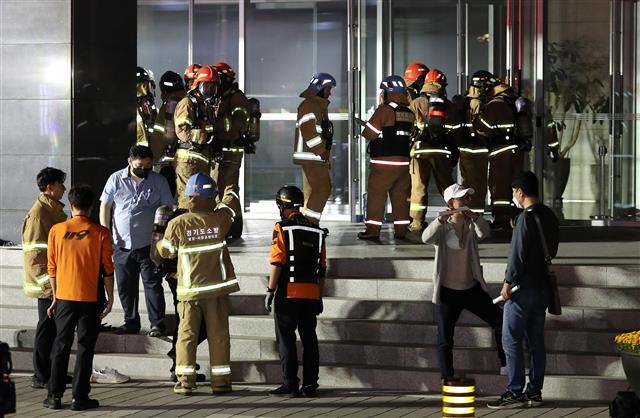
[33,298,56,384]
[113,246,166,331]
[274,305,319,389]
[436,284,506,378]
[49,300,100,399]
[166,276,207,372]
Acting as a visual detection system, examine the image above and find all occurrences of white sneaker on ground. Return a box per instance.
[91,367,130,384]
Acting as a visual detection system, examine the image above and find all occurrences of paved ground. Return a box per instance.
[7,374,614,417]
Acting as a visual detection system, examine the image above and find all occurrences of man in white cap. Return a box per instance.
[421,183,506,381]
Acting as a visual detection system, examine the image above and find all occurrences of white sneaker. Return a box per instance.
[91,367,130,384]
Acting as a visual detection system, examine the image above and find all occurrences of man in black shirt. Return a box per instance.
[488,171,559,410]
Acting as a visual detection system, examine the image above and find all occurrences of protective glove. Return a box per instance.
[547,147,559,163]
[265,288,275,313]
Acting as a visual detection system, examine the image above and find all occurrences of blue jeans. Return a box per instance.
[502,286,548,395]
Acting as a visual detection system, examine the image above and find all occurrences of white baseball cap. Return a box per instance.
[443,183,474,203]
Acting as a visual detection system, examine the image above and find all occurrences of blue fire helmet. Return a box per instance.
[379,75,406,93]
[307,73,336,92]
[185,172,217,199]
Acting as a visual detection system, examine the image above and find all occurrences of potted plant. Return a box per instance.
[615,330,640,395]
[544,39,609,218]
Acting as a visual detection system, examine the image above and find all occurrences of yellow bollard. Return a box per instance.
[442,378,475,418]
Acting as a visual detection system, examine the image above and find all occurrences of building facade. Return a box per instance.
[1,0,638,241]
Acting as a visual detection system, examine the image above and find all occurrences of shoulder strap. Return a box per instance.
[531,212,552,265]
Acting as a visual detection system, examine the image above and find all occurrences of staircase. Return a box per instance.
[0,231,637,401]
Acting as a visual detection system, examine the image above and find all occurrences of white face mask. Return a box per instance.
[512,196,524,209]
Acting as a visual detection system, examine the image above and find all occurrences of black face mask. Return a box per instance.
[131,166,152,179]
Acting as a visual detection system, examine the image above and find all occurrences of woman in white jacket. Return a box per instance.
[422,183,506,381]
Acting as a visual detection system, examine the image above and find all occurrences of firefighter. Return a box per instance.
[358,75,414,240]
[472,74,523,228]
[136,66,157,146]
[210,62,251,238]
[458,70,500,215]
[183,64,202,91]
[265,185,327,398]
[156,172,240,395]
[292,73,336,225]
[408,69,460,233]
[151,70,187,198]
[403,62,429,101]
[173,66,220,208]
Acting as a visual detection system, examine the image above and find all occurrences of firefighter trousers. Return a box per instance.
[175,296,231,390]
[364,162,411,236]
[300,161,332,225]
[409,155,454,230]
[212,150,244,237]
[488,145,523,226]
[175,156,212,209]
[458,148,489,212]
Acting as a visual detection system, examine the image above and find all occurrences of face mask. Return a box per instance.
[512,196,524,209]
[131,166,152,179]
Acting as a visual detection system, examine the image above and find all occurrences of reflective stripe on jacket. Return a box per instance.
[22,193,67,298]
[157,192,241,301]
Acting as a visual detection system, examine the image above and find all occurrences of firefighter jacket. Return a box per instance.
[174,91,216,164]
[459,86,489,149]
[137,84,157,146]
[156,189,241,301]
[151,90,186,164]
[215,83,250,152]
[472,84,518,153]
[22,193,67,298]
[269,212,327,315]
[362,92,414,165]
[409,83,462,159]
[293,89,331,165]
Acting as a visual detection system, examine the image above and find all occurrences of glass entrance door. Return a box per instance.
[543,0,638,221]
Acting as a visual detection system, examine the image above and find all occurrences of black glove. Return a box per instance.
[548,147,559,162]
[265,288,275,313]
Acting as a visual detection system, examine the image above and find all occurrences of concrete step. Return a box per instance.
[2,247,639,286]
[7,348,627,401]
[3,326,623,378]
[1,311,622,355]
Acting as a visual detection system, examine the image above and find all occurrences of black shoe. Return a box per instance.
[170,372,206,383]
[524,392,543,407]
[301,385,317,397]
[487,391,526,409]
[70,397,100,411]
[148,325,165,337]
[269,384,299,398]
[43,395,62,409]
[32,378,46,389]
[113,325,139,335]
[357,231,380,241]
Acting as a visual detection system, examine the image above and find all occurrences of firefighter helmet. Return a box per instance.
[159,71,185,93]
[137,66,151,83]
[380,75,406,93]
[425,69,447,87]
[213,62,236,81]
[183,63,202,86]
[275,185,304,210]
[471,70,499,90]
[307,73,336,93]
[403,62,429,85]
[185,172,217,199]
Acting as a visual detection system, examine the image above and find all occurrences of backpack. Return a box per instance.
[0,341,16,415]
[610,391,640,417]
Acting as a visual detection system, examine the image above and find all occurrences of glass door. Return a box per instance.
[243,0,350,220]
[544,0,638,221]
